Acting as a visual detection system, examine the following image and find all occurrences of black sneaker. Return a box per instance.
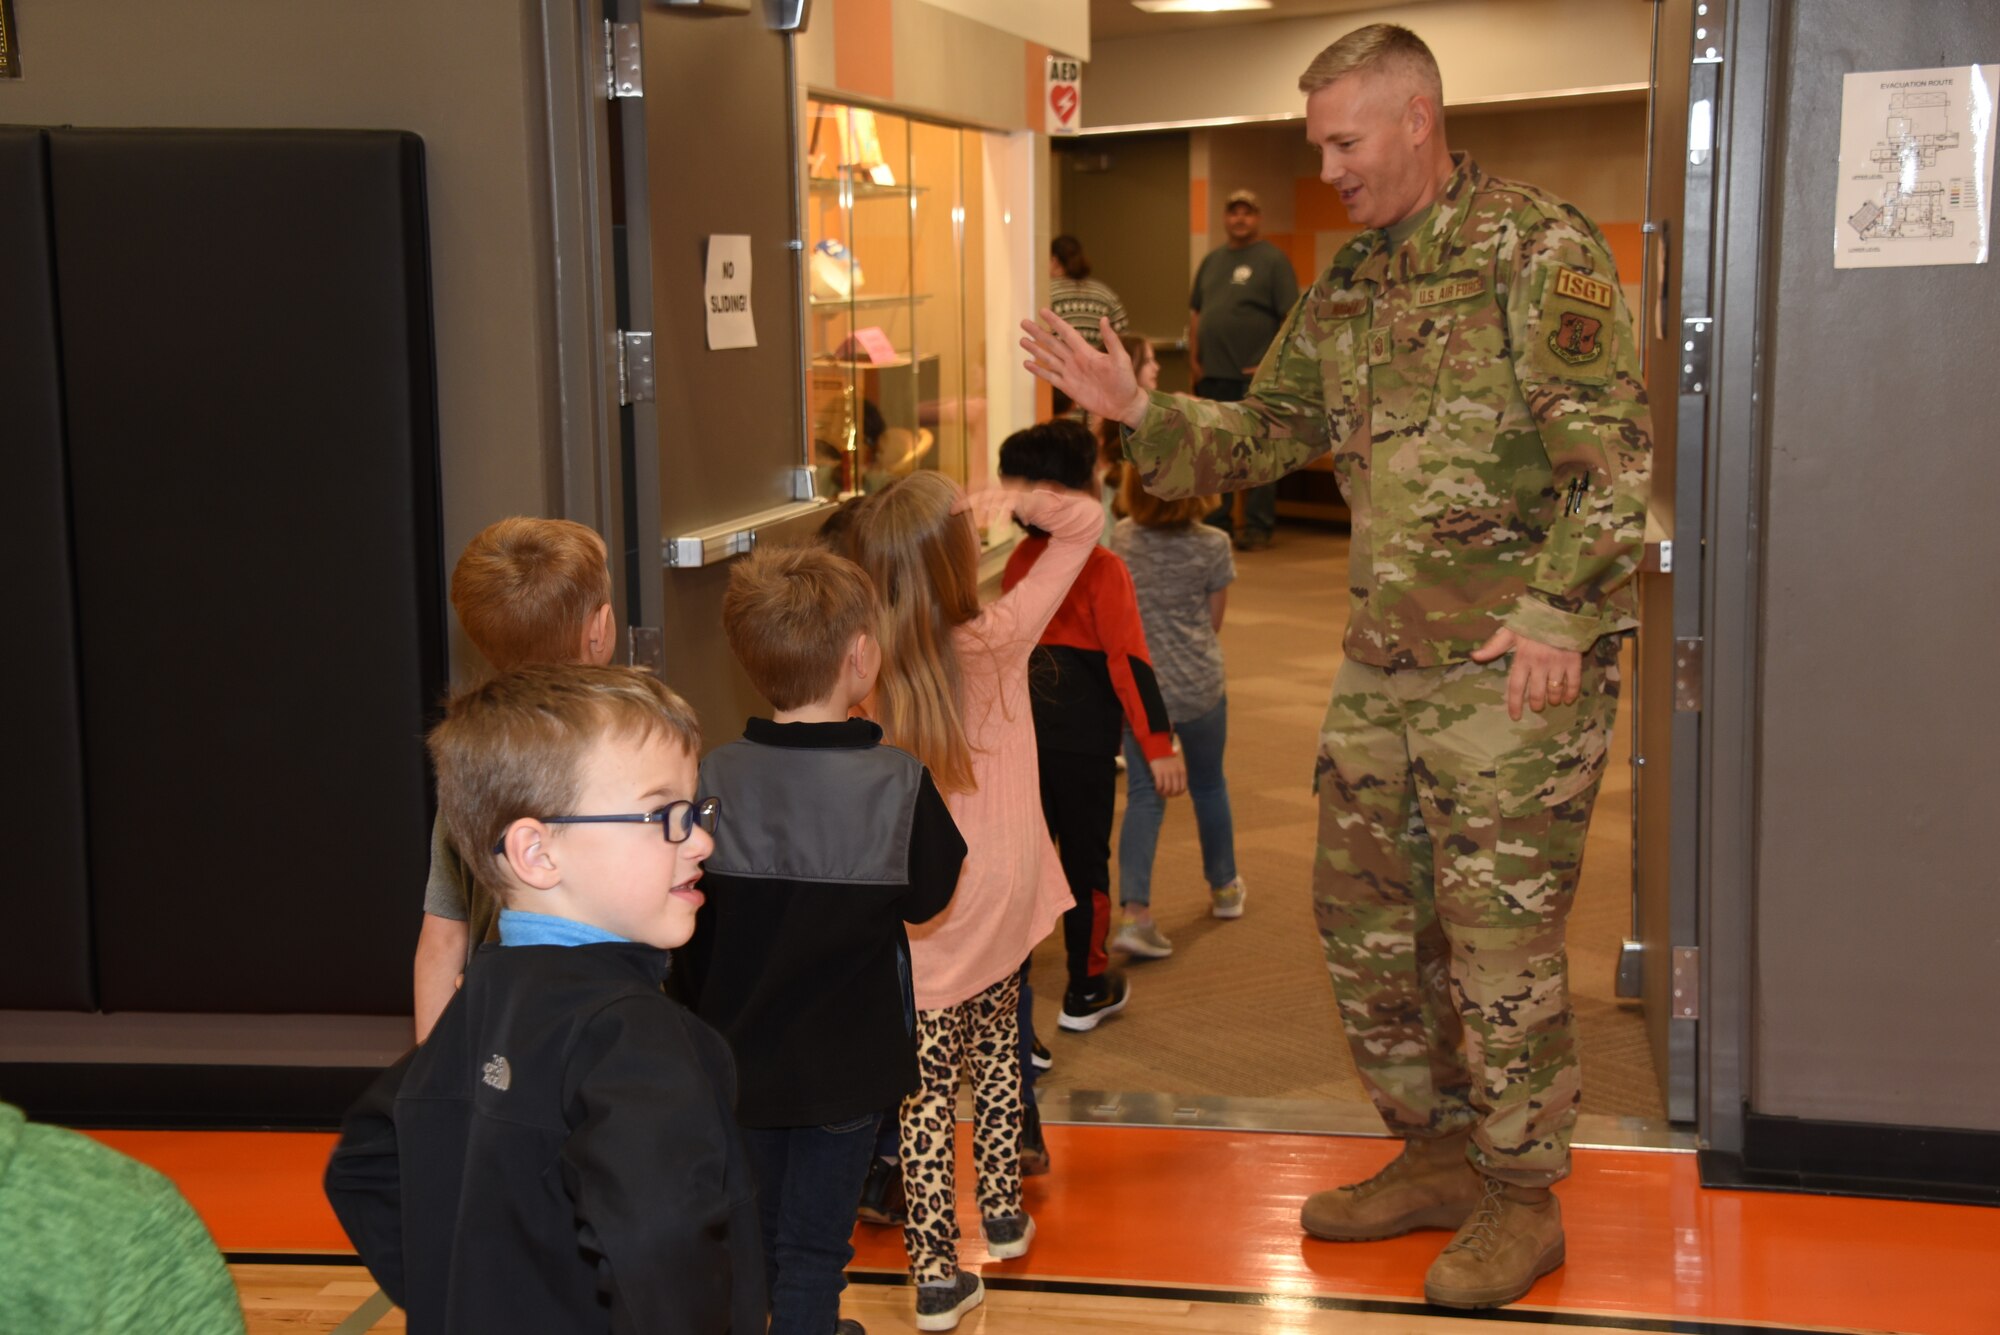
[1030,1037,1053,1071]
[982,1209,1037,1259]
[914,1271,984,1331]
[856,1157,906,1226]
[834,1322,867,1335]
[1057,971,1131,1031]
[1020,1099,1050,1177]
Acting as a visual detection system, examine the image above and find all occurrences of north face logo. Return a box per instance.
[481,1055,511,1092]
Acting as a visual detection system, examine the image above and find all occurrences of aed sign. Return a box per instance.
[1046,55,1082,137]
[705,234,756,351]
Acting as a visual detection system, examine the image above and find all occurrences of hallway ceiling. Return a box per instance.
[1091,0,1455,43]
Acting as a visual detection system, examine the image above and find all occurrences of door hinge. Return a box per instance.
[1680,318,1713,394]
[1691,0,1724,64]
[1673,637,1702,712]
[1671,946,1700,1019]
[606,21,643,99]
[615,330,654,405]
[626,626,664,675]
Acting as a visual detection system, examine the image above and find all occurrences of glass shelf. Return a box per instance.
[806,179,931,199]
[809,293,933,309]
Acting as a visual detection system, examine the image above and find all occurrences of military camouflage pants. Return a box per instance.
[1312,636,1621,1187]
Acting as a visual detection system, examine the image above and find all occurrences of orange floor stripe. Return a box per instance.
[87,1129,349,1253]
[96,1123,2000,1334]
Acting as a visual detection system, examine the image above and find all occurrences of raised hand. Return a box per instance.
[1020,310,1151,426]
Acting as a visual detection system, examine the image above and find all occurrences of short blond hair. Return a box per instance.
[428,664,702,903]
[1297,23,1444,106]
[450,517,613,672]
[723,544,879,711]
[1121,465,1214,530]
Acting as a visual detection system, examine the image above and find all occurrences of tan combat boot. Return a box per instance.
[1423,1175,1565,1309]
[1299,1132,1482,1241]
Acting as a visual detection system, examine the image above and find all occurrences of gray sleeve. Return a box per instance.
[1189,255,1206,312]
[421,812,471,921]
[1209,531,1238,592]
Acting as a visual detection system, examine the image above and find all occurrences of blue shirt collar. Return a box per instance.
[497,909,631,948]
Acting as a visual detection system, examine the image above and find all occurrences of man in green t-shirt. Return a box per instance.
[1188,188,1300,550]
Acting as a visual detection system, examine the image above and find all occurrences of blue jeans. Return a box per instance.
[1119,695,1237,906]
[742,1114,880,1335]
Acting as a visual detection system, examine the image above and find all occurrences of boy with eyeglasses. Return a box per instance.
[326,664,765,1335]
[676,544,966,1335]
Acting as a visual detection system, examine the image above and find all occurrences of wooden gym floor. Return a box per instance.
[94,1122,1999,1334]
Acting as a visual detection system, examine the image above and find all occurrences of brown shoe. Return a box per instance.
[1299,1133,1482,1241]
[1423,1176,1565,1309]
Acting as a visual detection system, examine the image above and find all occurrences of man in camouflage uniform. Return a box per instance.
[1020,24,1649,1310]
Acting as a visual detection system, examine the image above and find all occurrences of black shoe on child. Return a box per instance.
[856,1157,906,1227]
[834,1321,867,1335]
[1031,1037,1053,1071]
[914,1271,984,1332]
[1057,971,1131,1032]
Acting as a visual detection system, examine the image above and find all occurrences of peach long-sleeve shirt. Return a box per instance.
[906,487,1103,1011]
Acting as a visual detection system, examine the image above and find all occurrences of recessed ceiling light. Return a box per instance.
[1132,0,1275,14]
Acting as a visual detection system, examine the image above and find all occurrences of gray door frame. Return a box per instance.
[534,0,666,642]
[1688,0,1782,1156]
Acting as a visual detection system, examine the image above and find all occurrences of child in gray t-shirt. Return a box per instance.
[1108,471,1246,957]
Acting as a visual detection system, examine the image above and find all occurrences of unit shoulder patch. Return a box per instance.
[1546,311,1605,366]
[1551,268,1614,310]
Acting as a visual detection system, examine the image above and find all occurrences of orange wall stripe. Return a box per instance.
[834,0,895,103]
[1295,176,1350,232]
[1600,220,1644,285]
[1189,178,1209,235]
[1025,42,1049,134]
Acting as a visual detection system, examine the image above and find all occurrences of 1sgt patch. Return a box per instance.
[1547,310,1605,366]
[1552,268,1614,309]
[1366,326,1392,366]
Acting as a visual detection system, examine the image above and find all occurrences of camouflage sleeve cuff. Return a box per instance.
[1503,594,1607,653]
[1120,391,1182,468]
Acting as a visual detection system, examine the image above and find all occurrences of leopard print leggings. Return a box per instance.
[897,970,1024,1285]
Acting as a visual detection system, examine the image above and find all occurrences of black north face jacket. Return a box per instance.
[325,942,763,1334]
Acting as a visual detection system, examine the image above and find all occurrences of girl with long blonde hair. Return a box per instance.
[848,466,1102,1330]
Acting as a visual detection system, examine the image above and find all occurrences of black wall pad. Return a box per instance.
[49,128,445,1014]
[2,1061,383,1131]
[1700,1111,2000,1207]
[0,128,95,1011]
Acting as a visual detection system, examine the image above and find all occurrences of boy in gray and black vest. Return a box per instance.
[678,543,966,1335]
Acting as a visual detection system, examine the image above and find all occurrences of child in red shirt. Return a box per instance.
[1001,419,1185,1038]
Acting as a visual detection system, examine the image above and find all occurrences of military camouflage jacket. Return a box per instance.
[1127,154,1651,669]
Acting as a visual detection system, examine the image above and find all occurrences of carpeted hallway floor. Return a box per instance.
[1024,522,1666,1121]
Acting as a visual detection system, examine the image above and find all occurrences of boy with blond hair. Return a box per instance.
[327,664,763,1334]
[678,543,965,1335]
[412,517,618,1041]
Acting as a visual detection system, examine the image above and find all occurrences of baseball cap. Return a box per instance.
[1225,188,1262,211]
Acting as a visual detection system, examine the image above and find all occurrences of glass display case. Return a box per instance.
[805,99,990,510]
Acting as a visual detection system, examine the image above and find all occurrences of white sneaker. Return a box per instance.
[1112,917,1174,958]
[1210,876,1247,919]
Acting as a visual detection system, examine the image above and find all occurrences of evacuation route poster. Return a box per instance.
[1835,64,2000,268]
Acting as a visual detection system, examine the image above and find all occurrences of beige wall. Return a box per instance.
[1083,0,1652,129]
[0,0,564,682]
